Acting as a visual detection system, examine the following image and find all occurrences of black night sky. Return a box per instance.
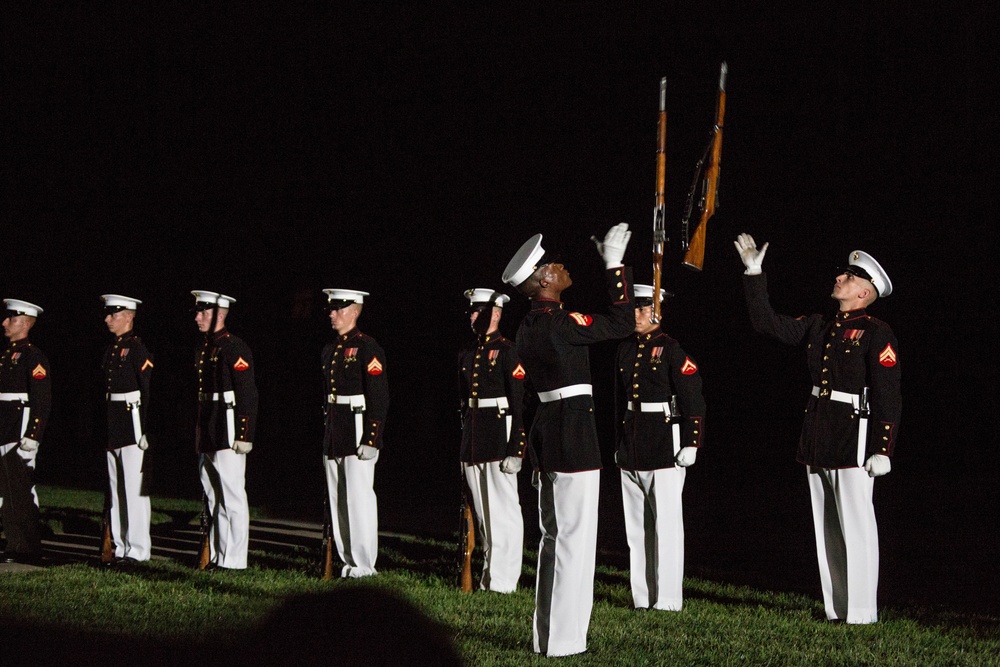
[3,4,996,612]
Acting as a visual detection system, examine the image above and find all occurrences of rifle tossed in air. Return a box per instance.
[682,62,728,271]
[651,76,668,323]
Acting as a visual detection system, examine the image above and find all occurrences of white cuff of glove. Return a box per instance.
[499,456,522,474]
[357,444,378,461]
[675,447,697,467]
[138,434,150,451]
[232,440,253,454]
[864,454,891,477]
[18,437,40,452]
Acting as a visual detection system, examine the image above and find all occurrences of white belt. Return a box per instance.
[327,394,366,409]
[108,390,141,403]
[626,400,673,415]
[810,386,860,408]
[626,400,680,456]
[812,385,868,467]
[467,397,509,410]
[327,394,366,448]
[199,390,236,406]
[537,384,592,403]
[0,392,28,402]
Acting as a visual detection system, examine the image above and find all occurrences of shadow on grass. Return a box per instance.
[15,500,1000,646]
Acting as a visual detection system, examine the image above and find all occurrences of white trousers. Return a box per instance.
[807,466,879,624]
[620,467,686,610]
[107,446,151,561]
[199,449,249,569]
[463,461,524,593]
[325,453,379,578]
[532,469,600,657]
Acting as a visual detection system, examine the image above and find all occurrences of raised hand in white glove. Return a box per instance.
[591,222,632,268]
[734,233,768,275]
[232,440,253,454]
[675,447,698,467]
[357,444,378,461]
[18,437,40,452]
[138,434,150,451]
[864,454,891,477]
[499,456,522,474]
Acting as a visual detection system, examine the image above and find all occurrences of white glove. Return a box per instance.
[232,440,253,454]
[734,233,768,275]
[675,447,698,467]
[138,434,150,451]
[499,456,522,474]
[591,222,631,268]
[864,454,891,477]
[357,444,378,460]
[18,437,40,452]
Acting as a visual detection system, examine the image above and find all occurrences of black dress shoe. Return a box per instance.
[4,553,44,566]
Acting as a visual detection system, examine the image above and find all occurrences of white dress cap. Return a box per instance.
[502,234,546,286]
[464,288,510,308]
[848,251,893,297]
[322,289,369,305]
[102,294,142,310]
[3,298,44,317]
[192,290,237,309]
[633,284,669,302]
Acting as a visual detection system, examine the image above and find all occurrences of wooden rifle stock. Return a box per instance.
[682,62,727,271]
[100,489,115,565]
[651,76,668,323]
[198,492,211,570]
[460,500,475,592]
[321,492,334,580]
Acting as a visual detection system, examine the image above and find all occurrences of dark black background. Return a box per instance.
[3,4,996,613]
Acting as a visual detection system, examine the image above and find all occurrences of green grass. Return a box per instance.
[2,486,998,666]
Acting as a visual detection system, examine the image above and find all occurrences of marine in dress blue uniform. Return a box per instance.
[735,234,901,624]
[193,290,258,570]
[0,299,50,564]
[459,288,527,593]
[321,289,388,578]
[615,285,705,611]
[101,294,154,563]
[503,224,635,657]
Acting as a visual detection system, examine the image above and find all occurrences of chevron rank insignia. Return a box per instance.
[512,363,526,379]
[141,359,154,372]
[32,364,47,379]
[233,357,250,371]
[569,312,593,326]
[879,343,897,367]
[680,357,698,375]
[367,357,384,375]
